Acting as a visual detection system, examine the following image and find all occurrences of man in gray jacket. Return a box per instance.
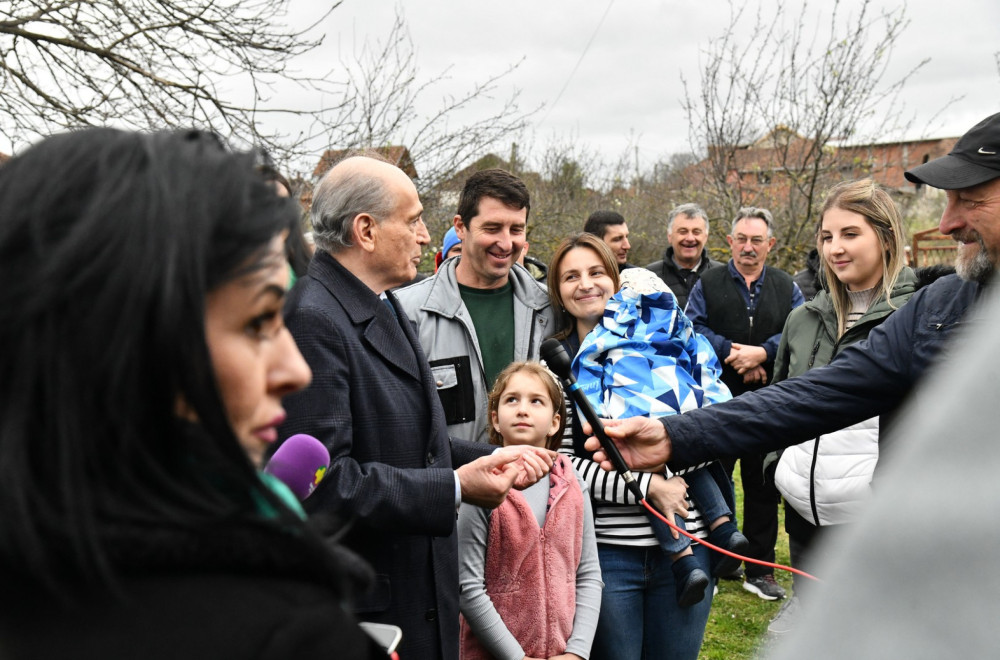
[395,169,555,444]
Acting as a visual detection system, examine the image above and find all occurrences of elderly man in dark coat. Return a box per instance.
[278,154,553,660]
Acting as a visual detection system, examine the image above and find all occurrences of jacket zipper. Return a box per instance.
[807,339,821,369]
[809,437,821,526]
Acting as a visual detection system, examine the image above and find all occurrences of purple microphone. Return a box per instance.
[263,433,330,500]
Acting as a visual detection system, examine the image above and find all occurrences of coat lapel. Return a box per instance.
[364,292,422,382]
[310,251,422,383]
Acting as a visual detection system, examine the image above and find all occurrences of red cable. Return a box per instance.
[640,498,820,582]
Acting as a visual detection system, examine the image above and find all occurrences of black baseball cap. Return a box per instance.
[905,112,1000,190]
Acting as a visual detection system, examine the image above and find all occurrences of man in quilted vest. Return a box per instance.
[684,207,805,600]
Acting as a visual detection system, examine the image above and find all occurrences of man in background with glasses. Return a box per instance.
[684,207,805,600]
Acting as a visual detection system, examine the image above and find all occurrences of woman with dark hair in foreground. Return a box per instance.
[0,128,383,658]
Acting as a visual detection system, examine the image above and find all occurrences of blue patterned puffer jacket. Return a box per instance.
[573,286,731,419]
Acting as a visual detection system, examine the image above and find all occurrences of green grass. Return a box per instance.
[699,463,793,660]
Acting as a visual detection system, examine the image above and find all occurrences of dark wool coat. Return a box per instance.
[278,251,489,660]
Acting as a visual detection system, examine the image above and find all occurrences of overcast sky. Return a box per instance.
[288,0,999,173]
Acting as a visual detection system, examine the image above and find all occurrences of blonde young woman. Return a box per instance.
[768,179,916,635]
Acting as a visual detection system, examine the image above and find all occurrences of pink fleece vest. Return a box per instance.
[459,454,584,659]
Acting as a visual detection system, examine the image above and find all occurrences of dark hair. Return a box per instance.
[583,210,626,239]
[487,362,567,451]
[456,168,530,226]
[0,128,304,592]
[547,232,621,340]
[256,159,292,196]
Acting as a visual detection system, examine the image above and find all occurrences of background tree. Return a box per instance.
[679,0,926,270]
[326,10,532,197]
[507,138,686,270]
[0,1,343,158]
[0,2,530,195]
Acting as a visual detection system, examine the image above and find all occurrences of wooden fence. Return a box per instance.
[910,228,955,267]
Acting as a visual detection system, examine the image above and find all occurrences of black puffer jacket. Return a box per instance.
[792,249,824,301]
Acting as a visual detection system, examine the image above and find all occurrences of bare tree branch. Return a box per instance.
[1,0,531,193]
[315,9,535,194]
[679,0,929,269]
[0,0,341,158]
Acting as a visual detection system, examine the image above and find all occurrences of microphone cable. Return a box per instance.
[639,496,819,582]
[540,337,818,583]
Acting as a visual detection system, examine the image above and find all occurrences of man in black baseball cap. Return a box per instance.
[905,112,1000,189]
[904,112,1000,284]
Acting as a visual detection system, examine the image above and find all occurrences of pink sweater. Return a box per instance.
[460,454,584,659]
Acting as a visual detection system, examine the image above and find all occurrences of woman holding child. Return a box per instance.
[546,232,737,660]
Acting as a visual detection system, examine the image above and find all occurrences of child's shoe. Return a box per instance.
[671,554,709,608]
[707,520,750,578]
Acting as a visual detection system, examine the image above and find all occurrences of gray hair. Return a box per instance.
[667,203,709,234]
[310,167,396,253]
[730,206,775,238]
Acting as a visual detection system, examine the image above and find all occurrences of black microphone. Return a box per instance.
[540,338,645,501]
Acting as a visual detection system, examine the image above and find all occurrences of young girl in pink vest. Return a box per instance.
[458,362,603,660]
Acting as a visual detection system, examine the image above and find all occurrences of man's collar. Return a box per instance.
[728,259,766,284]
[671,252,702,272]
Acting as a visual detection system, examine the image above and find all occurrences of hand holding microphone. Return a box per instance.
[582,416,673,473]
[542,339,820,582]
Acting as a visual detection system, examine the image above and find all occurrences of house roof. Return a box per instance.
[699,128,959,190]
[312,145,417,180]
[435,153,511,191]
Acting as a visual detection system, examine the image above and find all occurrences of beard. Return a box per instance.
[955,233,994,284]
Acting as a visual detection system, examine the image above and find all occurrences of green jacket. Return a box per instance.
[774,267,917,382]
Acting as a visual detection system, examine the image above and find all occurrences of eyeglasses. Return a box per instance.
[733,235,767,246]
